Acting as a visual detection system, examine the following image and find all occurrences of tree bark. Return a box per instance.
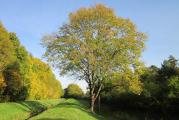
[89,83,103,113]
[90,95,95,113]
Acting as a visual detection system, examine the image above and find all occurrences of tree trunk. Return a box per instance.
[90,95,95,113]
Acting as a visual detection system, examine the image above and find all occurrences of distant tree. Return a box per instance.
[65,84,84,98]
[42,4,146,112]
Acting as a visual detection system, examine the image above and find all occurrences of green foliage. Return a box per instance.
[140,56,179,99]
[0,23,16,97]
[28,57,63,100]
[101,55,179,118]
[157,55,179,98]
[3,62,27,101]
[42,4,146,86]
[168,76,179,98]
[65,84,84,98]
[140,65,160,97]
[0,22,15,72]
[0,22,63,101]
[2,33,30,101]
[9,32,30,83]
[101,65,145,102]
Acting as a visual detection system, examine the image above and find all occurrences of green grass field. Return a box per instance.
[30,99,107,120]
[0,99,115,120]
[0,99,65,120]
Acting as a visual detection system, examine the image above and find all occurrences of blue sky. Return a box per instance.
[0,0,179,90]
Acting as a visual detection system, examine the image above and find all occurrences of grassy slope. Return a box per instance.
[30,99,115,120]
[0,99,65,120]
[0,99,116,120]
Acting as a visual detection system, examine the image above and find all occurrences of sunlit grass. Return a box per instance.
[0,99,116,120]
[30,99,109,120]
[0,99,65,120]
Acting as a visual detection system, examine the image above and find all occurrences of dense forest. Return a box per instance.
[0,22,63,102]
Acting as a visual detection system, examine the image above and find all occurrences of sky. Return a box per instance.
[0,0,179,91]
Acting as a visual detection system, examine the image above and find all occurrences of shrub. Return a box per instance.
[65,84,84,99]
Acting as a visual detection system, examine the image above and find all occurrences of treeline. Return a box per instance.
[101,56,179,113]
[0,22,63,102]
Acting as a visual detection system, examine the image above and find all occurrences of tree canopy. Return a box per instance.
[28,57,64,100]
[0,22,63,101]
[0,22,15,72]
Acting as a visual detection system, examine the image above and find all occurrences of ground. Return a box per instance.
[0,99,115,120]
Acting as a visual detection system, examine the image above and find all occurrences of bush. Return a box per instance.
[65,84,84,99]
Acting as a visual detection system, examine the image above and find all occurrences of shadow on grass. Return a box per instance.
[19,99,113,120]
[18,101,47,118]
[36,118,67,120]
[51,101,106,120]
[31,99,106,120]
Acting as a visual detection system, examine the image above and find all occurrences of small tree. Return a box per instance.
[65,84,84,98]
[42,4,146,112]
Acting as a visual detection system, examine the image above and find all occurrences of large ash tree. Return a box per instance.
[42,4,146,112]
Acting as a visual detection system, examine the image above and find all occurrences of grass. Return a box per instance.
[0,98,116,120]
[0,99,65,120]
[30,99,115,120]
